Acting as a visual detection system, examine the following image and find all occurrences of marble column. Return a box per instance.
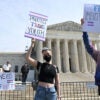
[77,41,83,72]
[91,41,96,73]
[96,40,100,50]
[55,39,61,72]
[71,40,79,72]
[81,41,88,73]
[62,40,70,73]
[86,52,91,72]
[36,41,43,62]
[46,39,52,63]
[46,39,52,49]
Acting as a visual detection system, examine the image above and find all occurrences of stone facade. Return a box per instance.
[0,53,26,72]
[35,21,100,75]
[0,21,100,82]
[47,21,81,31]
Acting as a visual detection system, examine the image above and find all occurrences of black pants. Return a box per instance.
[22,74,28,82]
[98,86,100,95]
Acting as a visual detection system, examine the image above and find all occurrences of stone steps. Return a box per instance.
[59,72,94,82]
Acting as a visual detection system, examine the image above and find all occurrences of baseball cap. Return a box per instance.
[42,47,51,52]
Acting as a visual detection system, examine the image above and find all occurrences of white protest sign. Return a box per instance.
[25,11,48,41]
[0,72,15,91]
[82,4,100,33]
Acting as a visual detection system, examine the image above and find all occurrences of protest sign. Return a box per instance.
[82,4,100,33]
[0,72,15,90]
[25,11,48,41]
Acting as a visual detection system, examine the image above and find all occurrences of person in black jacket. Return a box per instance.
[21,63,29,82]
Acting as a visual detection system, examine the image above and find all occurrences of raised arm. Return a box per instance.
[81,19,98,62]
[26,39,38,67]
[82,32,94,55]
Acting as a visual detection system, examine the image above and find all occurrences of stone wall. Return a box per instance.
[0,53,26,73]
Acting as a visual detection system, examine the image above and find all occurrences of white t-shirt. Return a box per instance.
[3,64,11,71]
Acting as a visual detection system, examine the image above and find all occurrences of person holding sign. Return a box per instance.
[81,18,100,96]
[26,39,61,100]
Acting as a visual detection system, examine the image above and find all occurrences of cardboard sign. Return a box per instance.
[82,4,100,33]
[0,72,15,90]
[25,11,48,41]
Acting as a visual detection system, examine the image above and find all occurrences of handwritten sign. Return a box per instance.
[82,4,100,33]
[0,72,15,90]
[25,11,48,41]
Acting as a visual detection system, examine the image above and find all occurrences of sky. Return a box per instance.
[0,0,100,52]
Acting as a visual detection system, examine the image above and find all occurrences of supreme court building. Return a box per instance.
[0,21,100,81]
[34,21,100,74]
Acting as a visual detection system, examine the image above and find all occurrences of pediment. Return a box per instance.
[47,21,81,32]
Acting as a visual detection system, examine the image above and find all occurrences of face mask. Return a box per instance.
[43,55,51,62]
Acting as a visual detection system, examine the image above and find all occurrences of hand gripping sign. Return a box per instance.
[82,4,100,33]
[25,11,48,41]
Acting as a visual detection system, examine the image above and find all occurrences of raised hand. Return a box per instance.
[31,38,35,47]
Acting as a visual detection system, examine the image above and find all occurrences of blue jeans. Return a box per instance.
[34,85,57,100]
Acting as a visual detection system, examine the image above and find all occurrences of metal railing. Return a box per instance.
[60,81,100,100]
[0,81,100,100]
[0,82,35,100]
